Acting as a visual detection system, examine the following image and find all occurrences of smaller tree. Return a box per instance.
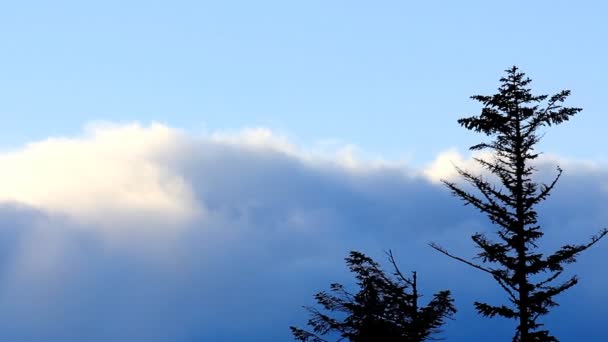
[290,251,456,342]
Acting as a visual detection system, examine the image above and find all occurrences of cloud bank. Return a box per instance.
[0,122,606,341]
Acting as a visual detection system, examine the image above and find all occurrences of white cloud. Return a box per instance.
[209,127,298,155]
[0,123,417,239]
[0,122,201,232]
[0,122,605,233]
[0,122,605,341]
[423,148,469,182]
[422,148,608,185]
[0,122,604,235]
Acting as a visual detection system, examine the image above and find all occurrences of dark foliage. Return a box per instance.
[291,251,456,342]
[430,66,607,341]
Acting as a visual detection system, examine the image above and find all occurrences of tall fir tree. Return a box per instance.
[291,251,456,342]
[430,66,607,341]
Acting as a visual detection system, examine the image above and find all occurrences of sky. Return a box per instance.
[0,1,607,341]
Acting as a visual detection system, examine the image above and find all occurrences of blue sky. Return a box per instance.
[0,1,607,341]
[1,1,607,163]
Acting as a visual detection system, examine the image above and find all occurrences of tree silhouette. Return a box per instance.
[430,66,607,341]
[291,251,456,342]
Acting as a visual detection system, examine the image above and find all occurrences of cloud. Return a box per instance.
[0,122,606,341]
[423,148,472,182]
[0,122,200,235]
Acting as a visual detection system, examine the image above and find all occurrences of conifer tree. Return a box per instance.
[430,66,607,341]
[291,251,456,342]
